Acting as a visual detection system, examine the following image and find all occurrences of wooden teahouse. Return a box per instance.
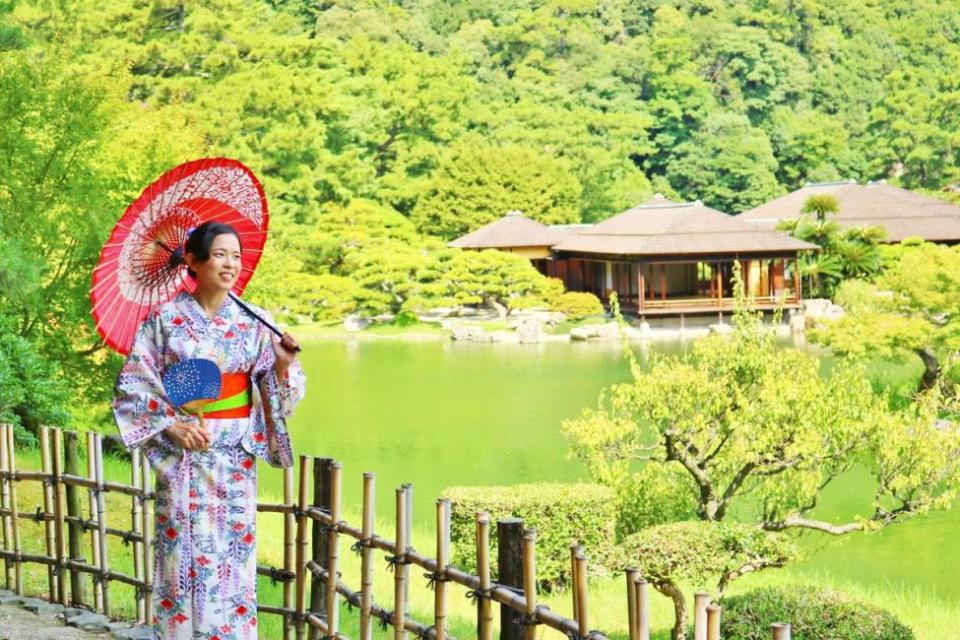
[450,196,817,317]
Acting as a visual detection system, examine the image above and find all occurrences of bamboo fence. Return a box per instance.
[0,424,793,639]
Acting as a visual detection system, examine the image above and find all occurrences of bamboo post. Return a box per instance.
[570,543,580,622]
[694,591,710,640]
[86,431,103,611]
[130,444,144,621]
[359,472,376,640]
[140,448,154,623]
[498,518,524,640]
[309,458,332,638]
[5,425,21,595]
[295,455,311,640]
[521,529,538,640]
[771,623,791,640]
[93,433,111,616]
[573,547,589,638]
[0,424,13,591]
[64,431,87,608]
[625,569,639,640]
[284,466,295,640]
[50,429,67,605]
[325,462,342,637]
[434,498,451,640]
[39,427,58,600]
[402,483,412,627]
[634,577,650,640]
[393,487,408,640]
[475,512,493,640]
[707,604,721,640]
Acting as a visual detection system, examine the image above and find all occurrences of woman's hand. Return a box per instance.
[273,332,299,378]
[165,420,211,451]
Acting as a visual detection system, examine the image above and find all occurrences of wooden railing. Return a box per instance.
[0,424,794,640]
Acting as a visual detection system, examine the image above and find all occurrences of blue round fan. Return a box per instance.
[162,358,222,412]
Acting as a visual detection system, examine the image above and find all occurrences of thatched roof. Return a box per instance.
[551,196,816,257]
[447,211,572,248]
[738,181,960,242]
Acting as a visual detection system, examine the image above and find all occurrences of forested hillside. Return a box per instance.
[2,0,959,429]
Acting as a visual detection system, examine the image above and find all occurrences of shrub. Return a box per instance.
[443,483,616,590]
[613,522,796,591]
[550,291,603,320]
[722,585,914,640]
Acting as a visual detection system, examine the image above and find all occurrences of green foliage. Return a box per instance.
[779,195,885,296]
[614,522,796,593]
[410,249,556,317]
[0,316,70,446]
[443,483,616,590]
[549,291,603,321]
[722,586,914,640]
[565,294,960,630]
[665,112,782,213]
[814,243,960,384]
[412,142,582,239]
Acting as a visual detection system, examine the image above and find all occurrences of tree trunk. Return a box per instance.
[654,580,688,640]
[916,347,941,392]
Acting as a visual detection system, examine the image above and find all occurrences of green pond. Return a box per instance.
[260,337,958,604]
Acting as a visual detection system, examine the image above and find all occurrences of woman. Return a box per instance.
[114,221,305,639]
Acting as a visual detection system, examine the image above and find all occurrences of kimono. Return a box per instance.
[114,291,306,640]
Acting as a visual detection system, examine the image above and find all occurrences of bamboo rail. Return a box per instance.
[0,425,796,638]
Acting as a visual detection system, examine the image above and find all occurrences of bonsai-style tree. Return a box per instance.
[563,279,960,639]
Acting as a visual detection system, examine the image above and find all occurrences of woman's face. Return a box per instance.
[187,233,242,294]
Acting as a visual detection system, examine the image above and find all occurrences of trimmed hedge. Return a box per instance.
[443,483,616,590]
[722,586,914,640]
[550,291,604,320]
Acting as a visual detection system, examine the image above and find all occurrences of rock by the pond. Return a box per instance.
[708,322,733,335]
[570,322,620,341]
[343,315,371,331]
[489,330,520,344]
[513,318,544,344]
[508,309,566,326]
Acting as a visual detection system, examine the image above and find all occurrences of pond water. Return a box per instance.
[262,337,958,603]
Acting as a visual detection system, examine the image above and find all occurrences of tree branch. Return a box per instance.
[763,516,863,535]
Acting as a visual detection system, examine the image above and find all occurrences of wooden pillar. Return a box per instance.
[794,257,802,302]
[64,432,87,608]
[660,264,666,301]
[638,266,645,313]
[309,458,333,639]
[1,423,13,592]
[715,264,723,307]
[497,518,524,640]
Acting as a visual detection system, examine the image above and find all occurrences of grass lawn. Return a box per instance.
[3,446,956,639]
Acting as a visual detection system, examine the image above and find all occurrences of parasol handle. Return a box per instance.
[228,291,301,352]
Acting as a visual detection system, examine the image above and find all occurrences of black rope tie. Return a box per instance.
[514,604,550,627]
[350,537,374,556]
[415,624,436,639]
[267,566,295,585]
[423,570,448,590]
[384,553,411,572]
[32,506,45,523]
[121,529,137,546]
[377,609,393,630]
[319,520,345,535]
[465,586,496,603]
[344,591,361,612]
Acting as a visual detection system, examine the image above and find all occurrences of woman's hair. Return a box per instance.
[184,221,242,278]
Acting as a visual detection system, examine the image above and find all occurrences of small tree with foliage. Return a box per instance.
[563,276,960,639]
[409,249,558,317]
[813,242,960,391]
[777,195,884,297]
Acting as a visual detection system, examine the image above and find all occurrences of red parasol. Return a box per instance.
[91,158,270,355]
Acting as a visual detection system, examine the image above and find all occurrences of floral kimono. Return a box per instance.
[114,292,305,639]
